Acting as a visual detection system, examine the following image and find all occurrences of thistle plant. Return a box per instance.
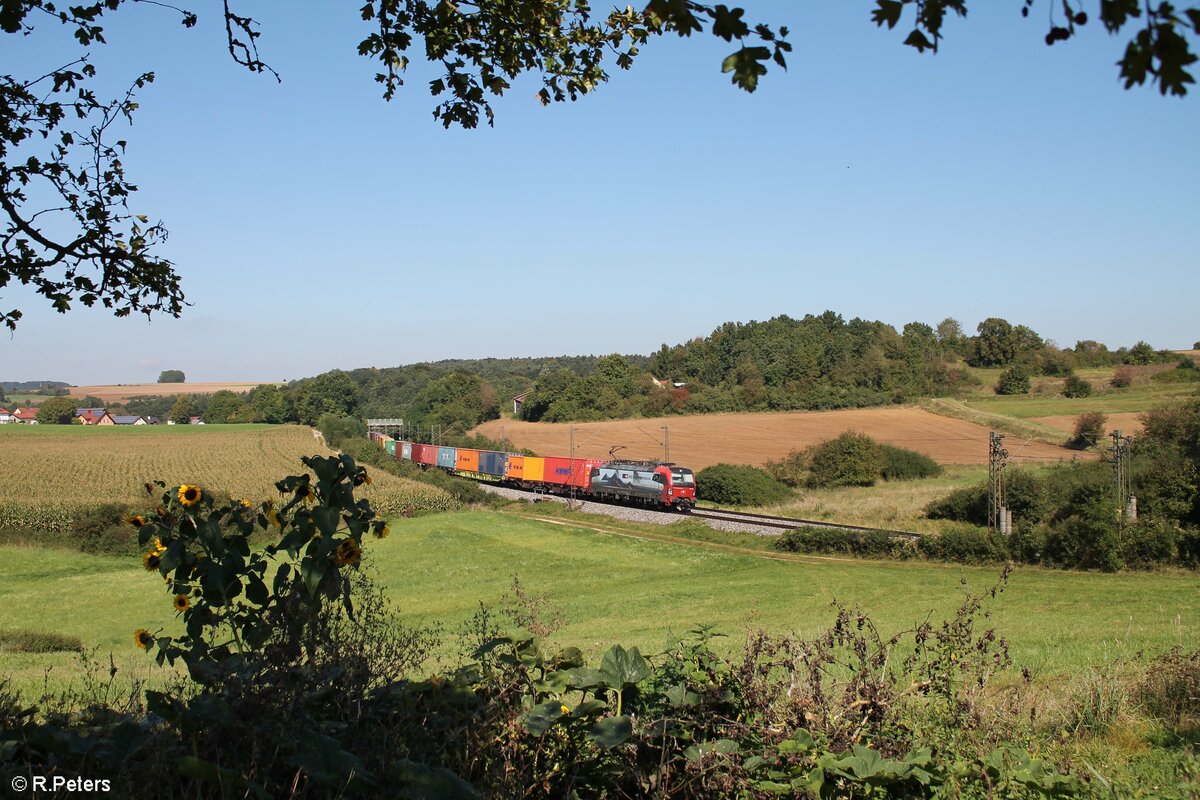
[129,454,387,683]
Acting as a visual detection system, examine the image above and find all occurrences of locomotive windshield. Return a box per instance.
[670,468,694,486]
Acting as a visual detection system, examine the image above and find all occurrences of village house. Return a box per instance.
[13,407,39,424]
[75,408,114,425]
[112,415,150,426]
[0,407,13,424]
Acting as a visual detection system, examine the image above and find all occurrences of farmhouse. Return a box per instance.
[75,408,114,425]
[13,407,38,424]
[0,407,12,424]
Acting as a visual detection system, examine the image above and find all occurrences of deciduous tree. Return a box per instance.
[35,396,77,424]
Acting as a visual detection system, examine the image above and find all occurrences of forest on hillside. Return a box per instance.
[15,314,1183,434]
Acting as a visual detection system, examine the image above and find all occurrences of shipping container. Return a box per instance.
[401,442,412,461]
[540,457,600,488]
[477,450,506,477]
[437,447,457,470]
[506,456,525,480]
[522,457,544,483]
[456,448,480,473]
[385,440,397,457]
[413,443,438,466]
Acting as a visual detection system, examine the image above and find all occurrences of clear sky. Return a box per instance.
[2,2,1197,384]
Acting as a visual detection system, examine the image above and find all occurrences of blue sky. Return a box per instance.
[3,2,1197,384]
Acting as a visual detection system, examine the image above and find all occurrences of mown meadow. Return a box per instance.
[4,509,1196,692]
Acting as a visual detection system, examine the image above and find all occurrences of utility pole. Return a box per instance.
[1110,429,1133,536]
[661,425,670,462]
[988,432,1010,535]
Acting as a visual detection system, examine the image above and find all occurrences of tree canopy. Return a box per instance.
[1,1,1195,330]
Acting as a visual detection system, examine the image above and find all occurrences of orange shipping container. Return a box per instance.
[507,456,525,480]
[522,457,545,483]
[456,448,480,473]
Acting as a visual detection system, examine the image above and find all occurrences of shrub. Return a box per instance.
[695,464,792,506]
[1110,365,1135,388]
[316,413,366,448]
[880,444,942,481]
[775,527,906,558]
[1042,485,1122,571]
[1068,411,1107,450]
[915,527,1008,564]
[70,502,143,556]
[806,431,885,488]
[1119,519,1179,568]
[1062,374,1093,398]
[0,629,83,653]
[763,449,807,487]
[1135,648,1200,738]
[925,484,989,526]
[994,366,1031,395]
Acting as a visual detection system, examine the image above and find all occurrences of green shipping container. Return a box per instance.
[385,440,397,456]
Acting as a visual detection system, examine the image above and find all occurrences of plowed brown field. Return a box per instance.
[474,408,1087,469]
[69,382,277,402]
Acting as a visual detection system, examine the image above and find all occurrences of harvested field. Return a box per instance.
[1030,412,1145,435]
[69,382,276,402]
[474,407,1085,468]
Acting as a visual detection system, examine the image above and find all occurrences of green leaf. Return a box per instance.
[599,644,651,688]
[521,700,566,736]
[586,715,632,748]
[393,759,481,800]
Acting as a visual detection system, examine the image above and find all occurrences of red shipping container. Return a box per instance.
[540,457,601,489]
[412,444,438,465]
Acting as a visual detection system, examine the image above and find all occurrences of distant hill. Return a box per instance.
[1,380,70,391]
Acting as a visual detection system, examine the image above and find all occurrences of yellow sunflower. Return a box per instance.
[266,507,282,529]
[560,704,570,715]
[173,594,190,612]
[153,537,167,553]
[240,498,253,508]
[295,484,316,505]
[353,470,372,487]
[142,552,162,571]
[334,538,362,567]
[125,514,147,528]
[133,628,154,651]
[178,484,202,507]
[372,518,390,539]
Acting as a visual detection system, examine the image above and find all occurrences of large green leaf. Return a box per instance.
[521,700,566,736]
[586,715,632,748]
[599,644,651,688]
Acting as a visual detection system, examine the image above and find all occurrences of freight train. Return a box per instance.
[368,433,697,511]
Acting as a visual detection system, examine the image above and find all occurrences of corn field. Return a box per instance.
[0,425,456,529]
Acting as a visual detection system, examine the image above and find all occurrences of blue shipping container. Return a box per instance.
[401,442,412,461]
[477,450,507,477]
[437,447,457,469]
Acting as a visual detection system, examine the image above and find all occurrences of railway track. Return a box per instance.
[688,508,922,540]
[480,484,923,540]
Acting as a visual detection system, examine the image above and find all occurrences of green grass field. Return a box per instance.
[3,509,1196,698]
[962,383,1196,419]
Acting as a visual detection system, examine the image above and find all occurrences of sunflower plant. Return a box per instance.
[130,454,388,683]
